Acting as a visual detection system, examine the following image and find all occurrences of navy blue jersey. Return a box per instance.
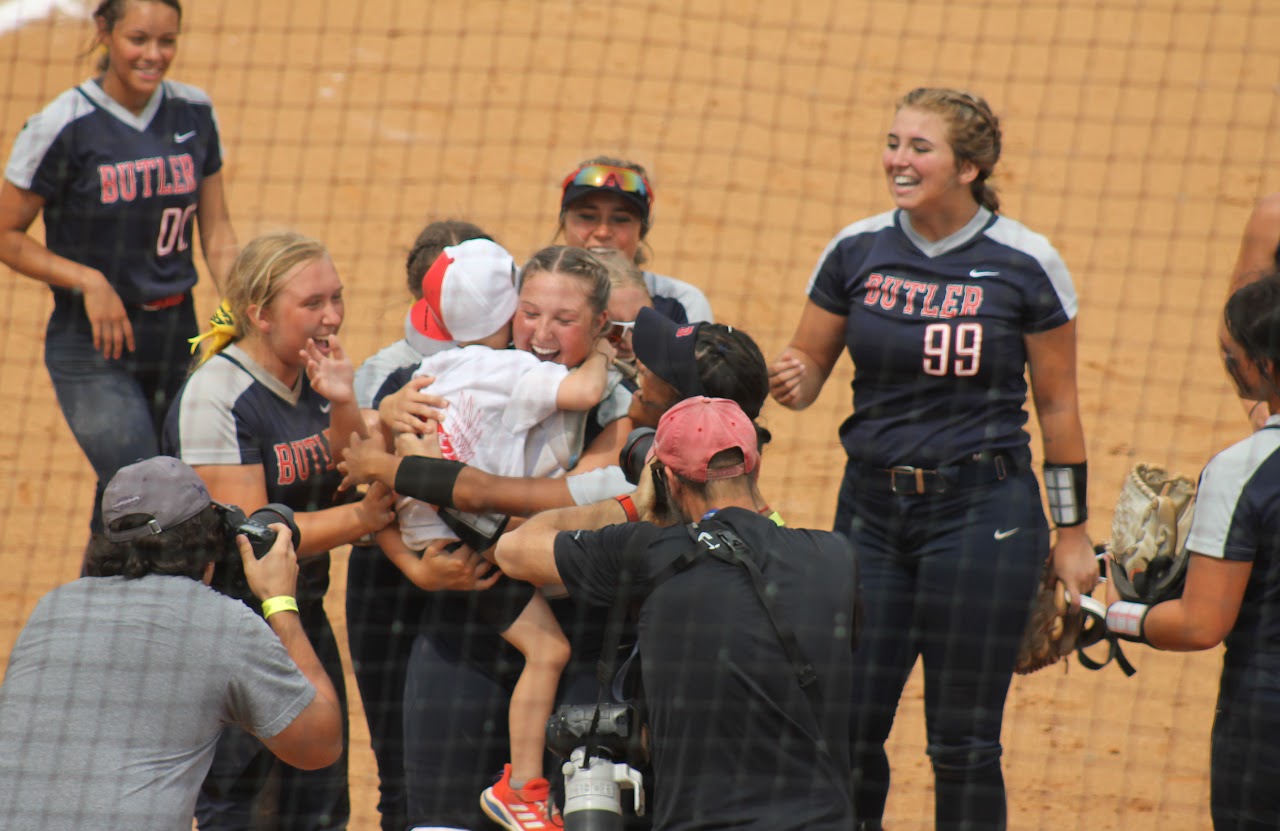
[162,345,341,601]
[4,79,223,306]
[808,208,1076,467]
[1184,422,1280,657]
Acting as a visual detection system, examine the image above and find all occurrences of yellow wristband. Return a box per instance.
[261,595,299,620]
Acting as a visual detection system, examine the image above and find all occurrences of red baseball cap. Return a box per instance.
[654,396,759,483]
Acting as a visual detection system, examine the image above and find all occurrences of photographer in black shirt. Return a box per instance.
[497,397,859,831]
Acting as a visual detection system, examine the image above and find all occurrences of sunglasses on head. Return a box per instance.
[562,165,653,204]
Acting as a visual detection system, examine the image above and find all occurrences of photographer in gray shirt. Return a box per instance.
[0,456,342,830]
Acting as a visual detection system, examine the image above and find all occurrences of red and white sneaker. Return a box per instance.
[480,764,563,830]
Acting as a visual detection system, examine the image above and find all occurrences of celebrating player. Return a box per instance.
[341,312,772,831]
[769,87,1096,830]
[556,155,713,323]
[1106,272,1280,829]
[345,218,497,831]
[162,230,394,831]
[595,248,654,381]
[0,0,238,542]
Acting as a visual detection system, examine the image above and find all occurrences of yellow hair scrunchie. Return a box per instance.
[188,299,237,367]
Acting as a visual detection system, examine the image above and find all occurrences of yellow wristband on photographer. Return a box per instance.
[262,596,299,620]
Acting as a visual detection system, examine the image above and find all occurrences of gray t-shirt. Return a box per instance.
[0,574,315,830]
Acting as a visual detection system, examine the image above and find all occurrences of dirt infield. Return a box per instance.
[2,0,1279,828]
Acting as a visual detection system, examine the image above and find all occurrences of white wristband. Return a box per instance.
[1106,600,1150,641]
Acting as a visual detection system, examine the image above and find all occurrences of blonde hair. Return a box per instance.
[594,248,650,298]
[518,246,611,317]
[226,231,329,342]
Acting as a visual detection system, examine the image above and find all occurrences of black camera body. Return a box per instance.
[547,703,645,830]
[211,503,300,596]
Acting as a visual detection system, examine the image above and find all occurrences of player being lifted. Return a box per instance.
[313,240,623,831]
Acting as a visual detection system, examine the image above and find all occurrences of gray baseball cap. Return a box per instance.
[102,456,213,542]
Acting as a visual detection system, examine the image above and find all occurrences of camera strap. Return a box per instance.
[586,523,660,760]
[685,522,820,710]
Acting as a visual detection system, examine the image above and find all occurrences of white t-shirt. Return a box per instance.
[398,345,596,549]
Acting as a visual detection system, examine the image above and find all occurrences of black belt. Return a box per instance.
[856,452,1016,495]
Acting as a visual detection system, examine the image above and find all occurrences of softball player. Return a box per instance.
[1226,192,1280,429]
[0,0,237,538]
[346,218,495,831]
[1106,272,1280,830]
[769,87,1096,831]
[557,155,714,324]
[162,231,394,831]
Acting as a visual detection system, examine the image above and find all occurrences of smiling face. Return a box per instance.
[251,256,345,384]
[512,269,607,368]
[561,191,645,262]
[97,0,180,114]
[882,106,978,219]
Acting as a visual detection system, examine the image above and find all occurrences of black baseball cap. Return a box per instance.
[632,307,703,399]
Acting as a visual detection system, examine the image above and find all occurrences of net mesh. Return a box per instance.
[2,0,1278,827]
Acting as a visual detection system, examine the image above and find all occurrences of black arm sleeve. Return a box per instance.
[393,456,466,507]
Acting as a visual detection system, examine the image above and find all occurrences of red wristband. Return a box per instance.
[615,494,639,522]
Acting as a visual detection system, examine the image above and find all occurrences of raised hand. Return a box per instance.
[301,334,355,405]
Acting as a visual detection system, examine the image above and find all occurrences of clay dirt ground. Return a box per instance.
[2,0,1279,828]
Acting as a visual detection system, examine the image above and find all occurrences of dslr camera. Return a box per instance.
[546,703,646,830]
[210,503,300,595]
[618,427,677,525]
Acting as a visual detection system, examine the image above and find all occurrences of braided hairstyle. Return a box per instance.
[518,245,612,317]
[897,87,1003,213]
[693,323,772,447]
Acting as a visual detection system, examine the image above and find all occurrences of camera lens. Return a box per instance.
[619,427,656,486]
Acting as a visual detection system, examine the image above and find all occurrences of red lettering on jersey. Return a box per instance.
[315,431,334,469]
[99,165,118,203]
[181,155,197,193]
[940,285,963,318]
[290,439,312,480]
[920,284,940,318]
[878,277,902,310]
[133,158,155,198]
[115,162,137,201]
[169,155,195,194]
[274,443,296,485]
[864,273,884,305]
[302,435,329,473]
[960,286,983,316]
[901,280,927,314]
[155,154,174,196]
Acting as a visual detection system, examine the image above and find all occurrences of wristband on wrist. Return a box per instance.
[262,595,299,620]
[1044,462,1088,527]
[394,456,466,508]
[615,494,639,522]
[1106,600,1151,643]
